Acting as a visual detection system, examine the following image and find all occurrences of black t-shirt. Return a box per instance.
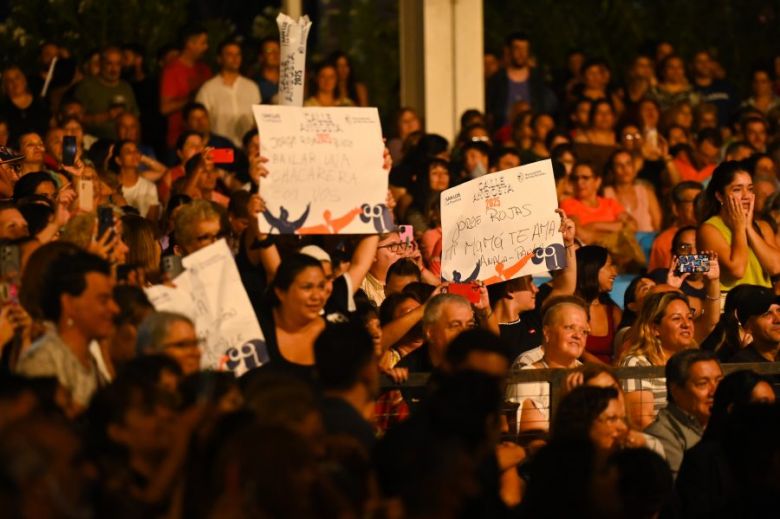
[499,313,543,362]
[255,302,318,386]
[727,344,772,363]
[324,274,353,317]
[320,396,376,451]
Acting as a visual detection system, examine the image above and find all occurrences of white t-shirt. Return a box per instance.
[122,176,159,217]
[196,75,261,146]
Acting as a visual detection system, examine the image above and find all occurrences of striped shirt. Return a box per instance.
[619,354,667,414]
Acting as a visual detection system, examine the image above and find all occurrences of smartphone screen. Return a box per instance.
[0,244,21,281]
[676,254,710,274]
[62,136,77,166]
[97,206,114,240]
[162,255,184,279]
[210,148,234,164]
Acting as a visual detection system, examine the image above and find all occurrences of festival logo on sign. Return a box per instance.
[440,159,564,285]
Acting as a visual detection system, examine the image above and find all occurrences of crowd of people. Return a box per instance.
[0,23,779,518]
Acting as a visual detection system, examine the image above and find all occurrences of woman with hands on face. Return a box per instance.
[698,161,779,292]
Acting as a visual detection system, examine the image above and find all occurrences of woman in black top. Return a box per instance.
[256,253,328,384]
[0,65,51,143]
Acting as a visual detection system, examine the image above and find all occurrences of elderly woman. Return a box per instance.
[136,311,202,375]
[506,297,590,432]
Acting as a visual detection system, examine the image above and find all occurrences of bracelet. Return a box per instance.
[705,295,720,301]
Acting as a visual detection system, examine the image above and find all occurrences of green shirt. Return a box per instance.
[704,215,771,291]
[74,76,139,140]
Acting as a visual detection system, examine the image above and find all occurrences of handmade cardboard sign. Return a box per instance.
[145,240,267,376]
[253,105,388,234]
[440,159,565,285]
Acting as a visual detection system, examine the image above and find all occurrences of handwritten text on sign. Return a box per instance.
[441,159,565,285]
[145,240,267,377]
[276,13,311,106]
[253,105,388,234]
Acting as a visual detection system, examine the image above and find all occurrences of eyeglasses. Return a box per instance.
[195,231,224,244]
[596,414,628,426]
[623,133,642,141]
[377,241,417,254]
[0,162,21,174]
[163,338,204,350]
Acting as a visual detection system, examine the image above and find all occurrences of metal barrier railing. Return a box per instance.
[379,362,780,426]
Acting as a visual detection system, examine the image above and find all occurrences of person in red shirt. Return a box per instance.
[160,24,212,149]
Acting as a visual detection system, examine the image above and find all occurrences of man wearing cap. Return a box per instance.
[727,285,780,363]
[0,145,24,199]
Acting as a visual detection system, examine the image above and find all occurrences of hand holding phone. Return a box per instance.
[0,244,21,282]
[676,254,710,274]
[77,179,94,212]
[398,225,414,247]
[162,255,185,279]
[62,136,77,167]
[97,206,114,240]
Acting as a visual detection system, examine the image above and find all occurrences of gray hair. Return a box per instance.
[422,293,472,330]
[136,311,194,355]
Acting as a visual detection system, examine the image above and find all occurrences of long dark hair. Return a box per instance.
[410,158,450,215]
[701,160,751,221]
[328,50,359,104]
[700,284,757,360]
[266,253,323,307]
[551,385,618,444]
[575,245,614,304]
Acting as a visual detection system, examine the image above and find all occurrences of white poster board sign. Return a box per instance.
[440,159,565,285]
[276,13,311,106]
[145,240,267,376]
[253,105,389,234]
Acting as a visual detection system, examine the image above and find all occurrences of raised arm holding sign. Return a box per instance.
[441,159,565,285]
[252,105,388,235]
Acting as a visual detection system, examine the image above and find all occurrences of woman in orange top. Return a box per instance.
[560,161,637,244]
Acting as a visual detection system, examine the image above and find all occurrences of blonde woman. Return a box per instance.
[617,291,696,428]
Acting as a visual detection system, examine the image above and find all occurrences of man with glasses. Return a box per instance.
[0,146,24,199]
[648,180,703,270]
[173,199,224,256]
